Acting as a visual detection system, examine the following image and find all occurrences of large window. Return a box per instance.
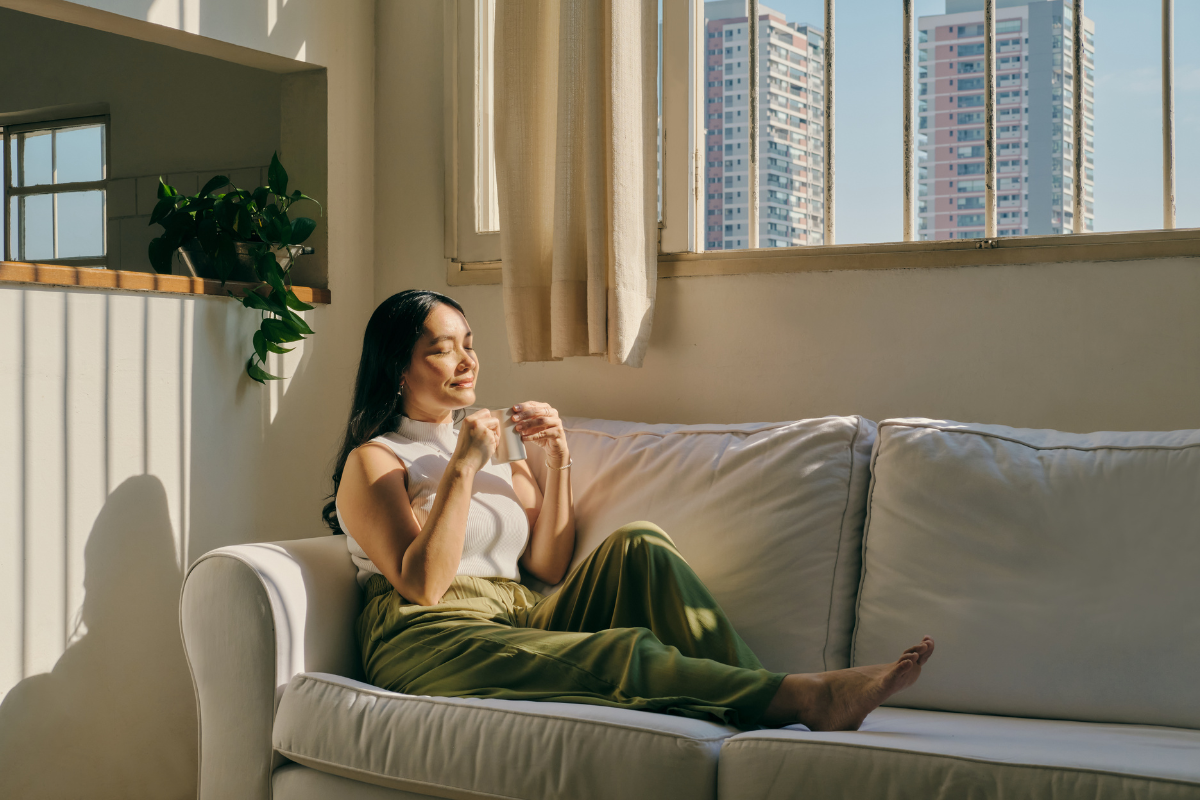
[450,0,1194,274]
[2,117,108,266]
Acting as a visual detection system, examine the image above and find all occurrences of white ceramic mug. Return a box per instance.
[490,407,527,464]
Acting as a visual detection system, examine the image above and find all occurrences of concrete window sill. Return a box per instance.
[446,228,1200,286]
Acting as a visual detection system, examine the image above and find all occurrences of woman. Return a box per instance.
[325,290,934,730]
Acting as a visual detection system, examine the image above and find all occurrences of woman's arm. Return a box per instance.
[509,402,576,585]
[337,410,500,605]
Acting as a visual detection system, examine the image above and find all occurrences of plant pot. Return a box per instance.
[173,241,312,283]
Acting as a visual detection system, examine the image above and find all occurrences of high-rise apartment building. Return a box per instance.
[703,0,825,250]
[918,0,1094,239]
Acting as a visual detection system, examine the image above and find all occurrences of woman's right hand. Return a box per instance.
[452,408,500,472]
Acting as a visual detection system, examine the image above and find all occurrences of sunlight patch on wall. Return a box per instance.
[146,0,200,35]
[0,290,22,699]
[264,309,309,428]
[23,291,67,679]
[0,287,194,703]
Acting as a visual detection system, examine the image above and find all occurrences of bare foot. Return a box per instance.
[762,636,935,731]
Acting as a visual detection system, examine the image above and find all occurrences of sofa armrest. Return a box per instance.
[180,535,363,800]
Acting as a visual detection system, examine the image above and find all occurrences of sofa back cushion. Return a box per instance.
[852,418,1200,729]
[529,416,875,674]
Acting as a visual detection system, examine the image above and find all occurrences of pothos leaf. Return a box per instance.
[262,318,305,343]
[199,175,231,197]
[148,236,177,273]
[252,330,269,363]
[282,308,314,336]
[290,217,316,244]
[246,356,282,383]
[149,197,176,227]
[285,290,315,312]
[268,152,288,197]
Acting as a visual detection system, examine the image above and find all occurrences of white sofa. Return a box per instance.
[180,416,1200,800]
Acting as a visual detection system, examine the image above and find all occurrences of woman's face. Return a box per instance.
[400,303,478,423]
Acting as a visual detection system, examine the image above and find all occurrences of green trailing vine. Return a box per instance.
[147,153,322,383]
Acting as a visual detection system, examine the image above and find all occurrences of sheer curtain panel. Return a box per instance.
[494,0,658,367]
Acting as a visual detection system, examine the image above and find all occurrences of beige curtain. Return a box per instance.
[494,0,658,367]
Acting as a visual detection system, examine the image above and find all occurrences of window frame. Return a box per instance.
[443,0,500,266]
[2,114,110,268]
[446,0,1196,287]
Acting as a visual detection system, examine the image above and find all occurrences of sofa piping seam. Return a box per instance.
[849,426,887,668]
[286,673,734,744]
[820,416,864,672]
[720,738,1200,789]
[563,418,837,441]
[877,421,1200,453]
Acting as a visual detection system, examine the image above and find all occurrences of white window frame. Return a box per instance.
[447,0,1197,286]
[2,114,109,267]
[444,0,501,268]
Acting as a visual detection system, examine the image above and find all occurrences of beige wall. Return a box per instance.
[0,8,283,179]
[0,1,375,798]
[375,3,1200,435]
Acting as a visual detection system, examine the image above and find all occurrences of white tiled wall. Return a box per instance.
[106,165,267,273]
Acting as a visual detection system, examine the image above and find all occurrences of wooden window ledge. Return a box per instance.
[0,261,330,304]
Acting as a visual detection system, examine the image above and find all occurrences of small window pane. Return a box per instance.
[22,194,54,260]
[56,191,105,257]
[55,125,103,184]
[22,131,52,187]
[703,1,827,251]
[8,197,16,255]
[1177,0,1199,227]
[475,0,499,233]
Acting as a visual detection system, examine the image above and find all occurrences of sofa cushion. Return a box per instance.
[718,708,1200,800]
[852,419,1200,729]
[273,672,736,800]
[528,415,875,673]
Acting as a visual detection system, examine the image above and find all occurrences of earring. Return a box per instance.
[398,383,405,396]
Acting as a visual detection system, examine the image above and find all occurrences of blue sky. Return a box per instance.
[755,0,1200,242]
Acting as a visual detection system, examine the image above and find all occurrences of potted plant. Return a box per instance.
[148,153,322,383]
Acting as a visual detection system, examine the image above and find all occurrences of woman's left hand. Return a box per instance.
[510,401,569,466]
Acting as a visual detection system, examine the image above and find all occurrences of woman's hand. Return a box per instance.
[511,401,569,467]
[452,408,500,472]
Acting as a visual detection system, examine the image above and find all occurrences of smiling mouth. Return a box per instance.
[451,379,475,388]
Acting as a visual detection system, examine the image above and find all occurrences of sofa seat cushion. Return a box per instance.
[718,708,1200,800]
[273,672,736,800]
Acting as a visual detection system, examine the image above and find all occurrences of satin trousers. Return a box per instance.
[355,522,785,728]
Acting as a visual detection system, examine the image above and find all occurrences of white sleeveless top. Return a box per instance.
[336,415,531,587]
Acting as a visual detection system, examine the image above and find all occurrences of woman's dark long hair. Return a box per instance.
[322,290,466,532]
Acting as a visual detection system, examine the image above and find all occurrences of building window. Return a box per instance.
[2,117,108,265]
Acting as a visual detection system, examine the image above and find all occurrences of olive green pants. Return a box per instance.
[356,522,786,728]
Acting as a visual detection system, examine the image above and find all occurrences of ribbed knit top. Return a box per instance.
[336,415,531,587]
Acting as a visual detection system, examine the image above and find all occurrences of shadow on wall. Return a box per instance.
[0,475,196,800]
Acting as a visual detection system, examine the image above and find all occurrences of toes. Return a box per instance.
[902,637,936,666]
